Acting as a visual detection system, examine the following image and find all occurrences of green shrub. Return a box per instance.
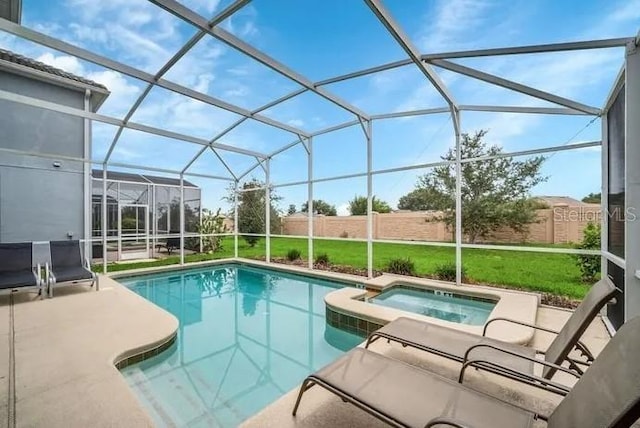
[434,262,465,282]
[242,235,260,247]
[574,222,601,283]
[386,258,416,276]
[198,208,228,253]
[315,253,330,265]
[286,248,301,261]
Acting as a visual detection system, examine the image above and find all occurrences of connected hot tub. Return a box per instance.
[369,286,497,326]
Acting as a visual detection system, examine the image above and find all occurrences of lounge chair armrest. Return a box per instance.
[460,344,579,395]
[460,358,573,396]
[574,340,595,362]
[425,416,474,428]
[45,263,54,282]
[483,317,560,337]
[462,343,581,380]
[32,264,41,285]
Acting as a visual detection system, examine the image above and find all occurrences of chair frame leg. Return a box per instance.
[292,378,316,416]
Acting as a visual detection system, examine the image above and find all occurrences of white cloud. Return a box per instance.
[287,119,305,127]
[394,84,442,113]
[239,21,259,38]
[68,23,109,45]
[87,70,141,114]
[227,66,250,76]
[337,203,350,216]
[605,0,640,24]
[35,53,141,117]
[223,5,260,39]
[193,73,216,93]
[113,25,168,58]
[417,0,493,52]
[224,86,250,98]
[61,0,185,71]
[178,0,222,15]
[36,52,84,75]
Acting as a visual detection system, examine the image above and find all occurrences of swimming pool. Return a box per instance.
[370,286,496,325]
[118,264,362,427]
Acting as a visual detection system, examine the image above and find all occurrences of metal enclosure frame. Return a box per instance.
[0,1,638,325]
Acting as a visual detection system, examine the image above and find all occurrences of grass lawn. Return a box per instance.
[97,236,591,299]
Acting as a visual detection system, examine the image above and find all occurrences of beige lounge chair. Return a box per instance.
[365,278,618,395]
[293,315,640,428]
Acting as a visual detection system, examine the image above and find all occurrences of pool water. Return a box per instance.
[370,286,496,325]
[118,264,362,427]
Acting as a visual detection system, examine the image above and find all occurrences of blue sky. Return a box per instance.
[1,0,639,214]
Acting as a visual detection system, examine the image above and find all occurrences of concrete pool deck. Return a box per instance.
[0,276,178,428]
[0,259,612,427]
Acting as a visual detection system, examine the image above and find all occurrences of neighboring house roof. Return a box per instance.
[535,196,592,206]
[91,169,198,188]
[0,48,110,111]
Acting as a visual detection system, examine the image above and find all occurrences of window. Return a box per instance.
[607,87,625,259]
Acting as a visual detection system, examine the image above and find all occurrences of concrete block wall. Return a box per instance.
[279,203,602,244]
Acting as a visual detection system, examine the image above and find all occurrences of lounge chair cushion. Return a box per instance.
[374,317,535,375]
[52,266,93,284]
[0,270,38,290]
[311,348,535,428]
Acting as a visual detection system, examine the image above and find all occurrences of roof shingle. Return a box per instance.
[0,48,108,91]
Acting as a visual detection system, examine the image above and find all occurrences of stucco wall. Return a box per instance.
[281,204,602,244]
[0,70,87,243]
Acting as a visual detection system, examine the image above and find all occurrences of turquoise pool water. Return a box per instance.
[118,264,362,427]
[370,286,496,325]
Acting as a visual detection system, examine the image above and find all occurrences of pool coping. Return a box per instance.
[107,257,367,287]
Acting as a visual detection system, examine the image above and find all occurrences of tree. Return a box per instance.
[582,192,601,204]
[398,188,443,211]
[348,195,391,215]
[224,179,282,247]
[301,199,337,216]
[399,129,547,243]
[287,204,297,215]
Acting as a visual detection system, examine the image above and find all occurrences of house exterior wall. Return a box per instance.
[0,69,89,244]
[281,204,601,244]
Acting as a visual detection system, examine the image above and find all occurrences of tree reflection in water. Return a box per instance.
[194,266,277,316]
[197,267,234,297]
[237,268,277,316]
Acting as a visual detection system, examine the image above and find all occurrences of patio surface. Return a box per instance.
[0,276,178,428]
[0,265,611,427]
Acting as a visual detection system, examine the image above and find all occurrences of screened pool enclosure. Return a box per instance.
[91,170,201,261]
[0,0,638,330]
